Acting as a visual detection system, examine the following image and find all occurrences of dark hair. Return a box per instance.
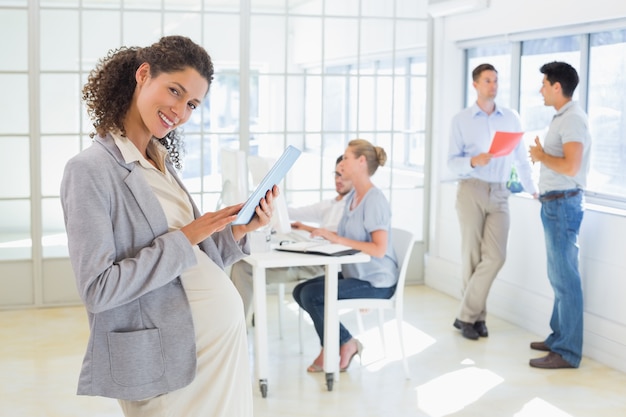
[348,139,387,176]
[540,61,579,98]
[472,63,497,82]
[82,35,214,169]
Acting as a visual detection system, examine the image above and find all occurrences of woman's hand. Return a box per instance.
[310,228,338,243]
[291,221,314,233]
[232,185,279,241]
[181,203,244,245]
[312,228,388,258]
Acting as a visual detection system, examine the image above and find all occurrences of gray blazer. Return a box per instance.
[61,134,249,401]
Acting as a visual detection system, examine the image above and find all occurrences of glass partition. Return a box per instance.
[587,30,626,199]
[0,0,428,300]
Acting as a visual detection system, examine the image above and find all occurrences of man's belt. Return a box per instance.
[539,189,581,202]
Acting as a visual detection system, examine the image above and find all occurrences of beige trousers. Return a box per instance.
[455,178,510,323]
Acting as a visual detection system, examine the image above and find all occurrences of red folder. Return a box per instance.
[488,131,524,157]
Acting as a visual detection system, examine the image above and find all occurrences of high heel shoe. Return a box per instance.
[340,339,363,372]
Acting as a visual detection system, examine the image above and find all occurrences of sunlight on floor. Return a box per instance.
[513,398,574,417]
[3,286,626,417]
[359,320,435,372]
[416,366,504,416]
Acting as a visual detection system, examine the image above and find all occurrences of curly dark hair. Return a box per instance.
[82,35,214,169]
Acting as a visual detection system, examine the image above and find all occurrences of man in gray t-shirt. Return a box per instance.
[528,61,591,370]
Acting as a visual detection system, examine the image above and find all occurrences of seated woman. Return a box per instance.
[293,139,399,372]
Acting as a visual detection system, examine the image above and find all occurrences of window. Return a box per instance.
[0,6,31,261]
[587,29,626,200]
[519,36,581,140]
[466,44,513,108]
[466,29,626,208]
[0,0,429,262]
[244,6,429,240]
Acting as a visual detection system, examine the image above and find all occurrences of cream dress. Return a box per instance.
[115,136,253,417]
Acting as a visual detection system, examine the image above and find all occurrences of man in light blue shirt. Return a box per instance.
[528,61,591,369]
[448,63,537,340]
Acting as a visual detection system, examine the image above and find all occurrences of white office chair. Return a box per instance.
[336,227,414,379]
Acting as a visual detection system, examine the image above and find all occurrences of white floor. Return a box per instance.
[2,285,626,416]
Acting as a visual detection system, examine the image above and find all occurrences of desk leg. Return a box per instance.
[252,265,269,398]
[323,263,340,391]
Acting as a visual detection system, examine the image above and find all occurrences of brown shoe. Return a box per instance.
[530,341,550,351]
[529,352,575,369]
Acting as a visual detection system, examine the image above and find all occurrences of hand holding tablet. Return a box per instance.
[232,145,302,225]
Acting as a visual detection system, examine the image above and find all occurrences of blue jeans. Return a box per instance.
[540,189,584,367]
[292,274,396,347]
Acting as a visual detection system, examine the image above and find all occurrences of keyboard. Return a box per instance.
[272,229,317,245]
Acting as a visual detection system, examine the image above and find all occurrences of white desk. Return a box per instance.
[242,249,370,397]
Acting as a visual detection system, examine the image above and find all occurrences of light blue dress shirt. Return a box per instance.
[447,102,537,195]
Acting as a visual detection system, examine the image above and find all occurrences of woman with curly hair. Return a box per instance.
[61,35,271,416]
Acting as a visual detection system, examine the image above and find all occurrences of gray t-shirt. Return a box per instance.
[338,187,398,288]
[539,101,592,194]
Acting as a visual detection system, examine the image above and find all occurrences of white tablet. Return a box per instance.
[232,145,302,225]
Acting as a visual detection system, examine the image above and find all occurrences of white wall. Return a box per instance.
[440,0,626,40]
[426,0,626,373]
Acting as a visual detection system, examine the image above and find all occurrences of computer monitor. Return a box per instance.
[247,155,292,234]
[218,148,249,208]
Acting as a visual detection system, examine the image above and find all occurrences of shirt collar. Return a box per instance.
[471,102,504,117]
[111,132,168,172]
[554,100,575,118]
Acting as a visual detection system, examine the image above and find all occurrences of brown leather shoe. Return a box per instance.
[530,341,550,351]
[529,352,575,369]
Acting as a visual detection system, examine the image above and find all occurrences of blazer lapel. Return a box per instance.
[97,134,169,237]
[124,169,169,237]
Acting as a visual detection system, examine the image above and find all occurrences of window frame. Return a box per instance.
[461,21,626,213]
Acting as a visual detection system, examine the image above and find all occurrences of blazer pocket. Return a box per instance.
[108,328,165,387]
